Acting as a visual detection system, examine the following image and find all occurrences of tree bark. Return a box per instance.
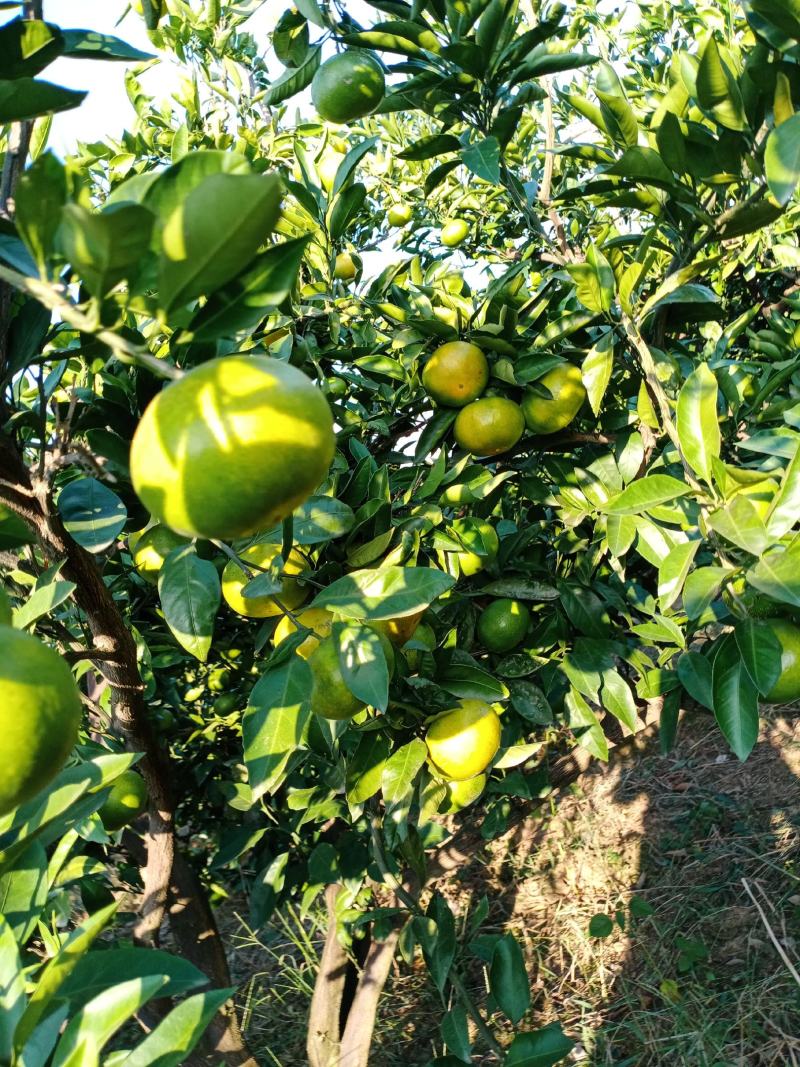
[307,884,350,1067]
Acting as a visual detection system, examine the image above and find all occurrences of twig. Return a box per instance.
[741,878,800,988]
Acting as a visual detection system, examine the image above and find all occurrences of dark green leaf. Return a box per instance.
[158,546,220,662]
[489,933,530,1024]
[311,566,454,620]
[711,634,759,761]
[243,657,312,800]
[58,478,127,553]
[336,622,389,711]
[0,77,85,122]
[505,1023,574,1067]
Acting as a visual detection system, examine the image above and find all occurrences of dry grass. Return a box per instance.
[226,710,800,1066]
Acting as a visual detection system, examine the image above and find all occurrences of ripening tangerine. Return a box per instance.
[422,341,489,408]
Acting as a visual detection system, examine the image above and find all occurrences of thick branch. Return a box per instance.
[307,884,350,1067]
[338,928,402,1067]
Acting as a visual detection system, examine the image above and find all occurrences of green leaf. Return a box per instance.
[273,8,309,68]
[508,680,553,724]
[416,893,455,993]
[605,475,692,516]
[59,478,127,553]
[489,933,530,1024]
[329,182,367,241]
[157,546,220,662]
[0,77,85,122]
[440,1003,471,1063]
[260,45,321,106]
[14,151,67,275]
[159,172,282,311]
[398,134,461,161]
[382,738,427,806]
[57,202,154,297]
[0,916,25,1064]
[116,989,232,1067]
[0,840,47,944]
[143,150,251,221]
[677,651,714,710]
[60,29,154,62]
[707,496,769,556]
[589,913,614,938]
[331,136,380,199]
[0,18,62,79]
[185,236,309,342]
[461,136,501,184]
[335,622,389,712]
[346,731,390,805]
[438,658,507,701]
[711,634,759,761]
[683,566,729,620]
[658,539,700,610]
[600,669,638,732]
[675,364,720,483]
[766,447,800,539]
[696,36,746,131]
[735,619,782,696]
[243,657,312,801]
[13,570,76,630]
[748,544,800,608]
[532,309,598,348]
[595,61,638,148]
[51,975,170,1067]
[567,244,615,315]
[765,113,800,206]
[584,330,614,413]
[311,566,454,620]
[565,689,608,761]
[505,1023,574,1067]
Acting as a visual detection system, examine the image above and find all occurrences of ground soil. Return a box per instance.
[229,709,800,1066]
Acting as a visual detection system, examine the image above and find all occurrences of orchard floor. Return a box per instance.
[227,709,800,1066]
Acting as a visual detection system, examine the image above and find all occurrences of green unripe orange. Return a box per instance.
[441,218,469,247]
[98,770,148,831]
[307,636,365,720]
[130,356,335,541]
[311,51,385,123]
[0,627,82,816]
[456,522,499,577]
[422,341,489,408]
[334,252,357,281]
[388,202,413,227]
[425,699,501,780]
[454,397,525,456]
[521,364,586,435]
[441,772,487,812]
[763,619,800,704]
[477,598,531,653]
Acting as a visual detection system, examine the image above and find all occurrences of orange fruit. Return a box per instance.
[273,606,335,658]
[521,364,586,435]
[334,252,357,281]
[454,397,525,456]
[425,699,501,780]
[98,770,148,831]
[441,772,487,813]
[388,203,412,226]
[370,610,424,647]
[477,598,531,653]
[763,619,800,704]
[130,356,335,540]
[0,627,82,816]
[311,51,385,123]
[441,219,469,247]
[422,341,489,408]
[222,542,309,618]
[307,636,365,720]
[131,524,190,584]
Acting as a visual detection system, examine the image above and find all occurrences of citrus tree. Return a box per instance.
[2,0,800,1064]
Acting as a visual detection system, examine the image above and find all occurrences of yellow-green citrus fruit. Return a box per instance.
[307,636,365,720]
[454,397,525,456]
[98,770,148,831]
[207,667,231,692]
[441,772,487,813]
[273,606,335,659]
[0,627,82,816]
[763,619,800,703]
[311,51,385,123]
[130,356,335,541]
[422,341,489,408]
[425,699,501,781]
[222,542,309,618]
[324,376,348,398]
[441,218,469,247]
[213,693,239,715]
[0,586,12,626]
[477,598,531,653]
[370,610,424,647]
[131,525,189,584]
[334,252,357,281]
[457,522,499,577]
[388,202,413,226]
[318,150,343,192]
[521,364,586,435]
[722,577,786,621]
